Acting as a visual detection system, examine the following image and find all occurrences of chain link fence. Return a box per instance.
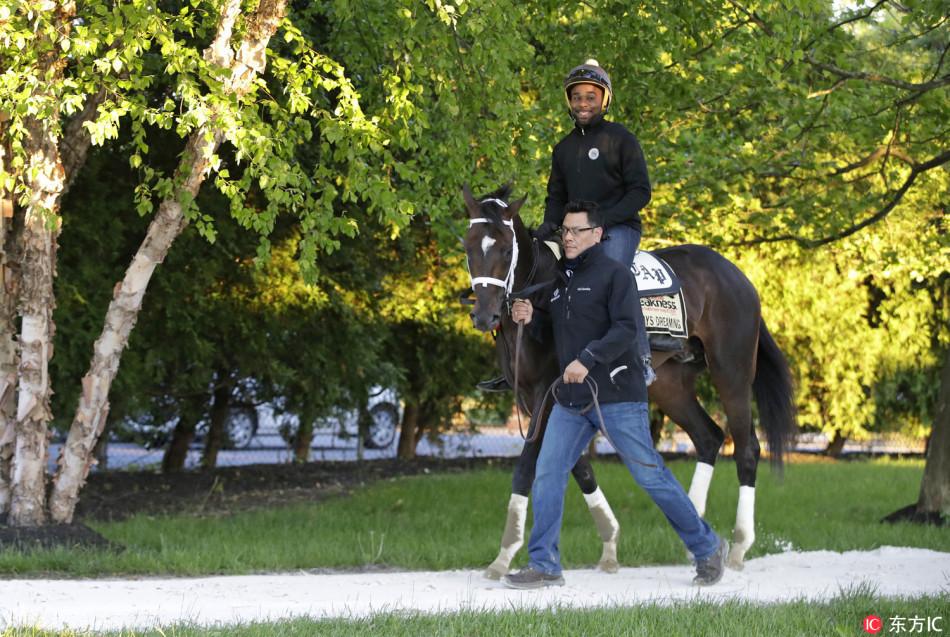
[49,418,926,474]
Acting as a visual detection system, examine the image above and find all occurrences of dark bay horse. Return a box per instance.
[462,184,796,573]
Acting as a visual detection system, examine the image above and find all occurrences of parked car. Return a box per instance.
[115,408,258,450]
[275,387,402,450]
[116,387,401,451]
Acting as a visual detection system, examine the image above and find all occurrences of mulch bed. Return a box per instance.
[0,457,518,551]
[0,523,119,552]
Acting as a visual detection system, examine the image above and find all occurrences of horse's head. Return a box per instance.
[462,183,526,332]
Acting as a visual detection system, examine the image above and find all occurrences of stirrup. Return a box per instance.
[477,376,512,393]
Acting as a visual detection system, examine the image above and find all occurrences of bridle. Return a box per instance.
[467,198,519,296]
[465,197,547,440]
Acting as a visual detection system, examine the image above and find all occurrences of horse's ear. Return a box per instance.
[461,184,480,217]
[507,196,527,218]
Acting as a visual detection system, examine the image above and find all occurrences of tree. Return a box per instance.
[886,347,950,523]
[916,348,950,519]
[2,0,414,525]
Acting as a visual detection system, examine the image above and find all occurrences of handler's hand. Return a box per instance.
[511,299,533,325]
[563,359,589,384]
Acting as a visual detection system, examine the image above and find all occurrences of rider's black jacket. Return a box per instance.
[543,113,651,233]
[531,242,648,408]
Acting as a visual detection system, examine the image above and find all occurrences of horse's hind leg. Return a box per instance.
[650,363,725,520]
[707,340,760,570]
[713,380,759,570]
[572,455,620,573]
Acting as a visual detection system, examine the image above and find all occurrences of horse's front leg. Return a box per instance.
[483,493,529,580]
[483,440,537,580]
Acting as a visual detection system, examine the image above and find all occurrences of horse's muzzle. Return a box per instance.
[470,310,501,332]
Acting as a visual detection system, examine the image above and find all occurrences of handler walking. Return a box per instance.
[503,201,728,589]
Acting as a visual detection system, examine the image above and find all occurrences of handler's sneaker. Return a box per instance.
[693,538,729,586]
[503,566,565,589]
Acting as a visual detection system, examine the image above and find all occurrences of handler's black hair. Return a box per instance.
[564,200,603,227]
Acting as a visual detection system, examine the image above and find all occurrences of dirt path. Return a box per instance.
[4,546,948,631]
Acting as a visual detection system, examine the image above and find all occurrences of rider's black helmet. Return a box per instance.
[563,59,612,112]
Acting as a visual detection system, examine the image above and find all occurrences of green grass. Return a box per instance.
[3,592,948,636]
[0,458,945,577]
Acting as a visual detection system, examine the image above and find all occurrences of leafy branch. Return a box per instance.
[733,148,950,249]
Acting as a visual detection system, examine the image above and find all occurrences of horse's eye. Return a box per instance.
[504,248,514,259]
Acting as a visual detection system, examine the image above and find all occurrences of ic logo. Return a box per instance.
[863,615,883,634]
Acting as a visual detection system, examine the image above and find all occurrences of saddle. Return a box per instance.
[537,243,689,353]
[633,251,689,352]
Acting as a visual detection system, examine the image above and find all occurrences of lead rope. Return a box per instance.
[513,318,526,439]
[525,376,656,468]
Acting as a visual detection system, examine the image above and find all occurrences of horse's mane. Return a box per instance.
[480,183,511,201]
[476,184,527,234]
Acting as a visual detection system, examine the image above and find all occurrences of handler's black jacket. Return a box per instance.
[543,114,651,233]
[531,242,648,408]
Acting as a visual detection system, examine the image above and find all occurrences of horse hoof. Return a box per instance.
[484,564,507,580]
[726,551,745,571]
[598,559,619,574]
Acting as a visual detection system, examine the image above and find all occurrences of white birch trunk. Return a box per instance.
[0,117,18,515]
[6,1,75,527]
[0,192,17,516]
[9,128,64,527]
[49,0,287,523]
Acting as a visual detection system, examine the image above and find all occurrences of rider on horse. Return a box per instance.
[479,59,656,393]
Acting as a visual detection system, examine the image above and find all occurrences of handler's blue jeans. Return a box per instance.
[601,225,651,362]
[527,401,720,575]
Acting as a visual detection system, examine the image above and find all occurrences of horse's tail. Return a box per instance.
[753,319,797,472]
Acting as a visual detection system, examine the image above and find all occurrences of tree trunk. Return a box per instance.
[292,416,313,463]
[398,403,420,459]
[0,149,19,515]
[48,0,287,523]
[10,50,74,524]
[201,383,231,470]
[163,426,196,473]
[162,399,204,473]
[1,3,106,522]
[917,348,950,516]
[91,422,109,471]
[825,429,847,457]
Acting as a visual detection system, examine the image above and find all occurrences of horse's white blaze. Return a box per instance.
[730,485,756,568]
[480,235,496,256]
[687,462,715,517]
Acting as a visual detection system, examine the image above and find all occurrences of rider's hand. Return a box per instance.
[563,359,589,384]
[532,221,559,241]
[511,299,533,324]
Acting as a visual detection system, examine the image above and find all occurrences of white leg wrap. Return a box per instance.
[484,494,528,580]
[729,486,756,570]
[687,462,715,518]
[584,487,620,573]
